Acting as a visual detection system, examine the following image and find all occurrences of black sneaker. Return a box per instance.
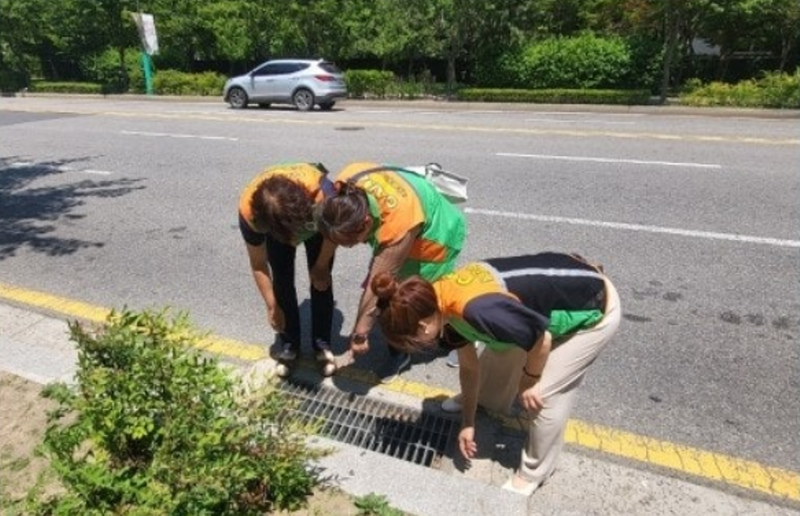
[377,353,411,384]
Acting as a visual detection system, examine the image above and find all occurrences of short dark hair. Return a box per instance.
[314,181,369,241]
[250,175,313,244]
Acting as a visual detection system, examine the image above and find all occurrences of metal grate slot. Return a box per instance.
[281,380,458,467]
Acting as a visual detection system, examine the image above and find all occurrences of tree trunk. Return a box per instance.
[659,3,681,104]
[446,57,456,95]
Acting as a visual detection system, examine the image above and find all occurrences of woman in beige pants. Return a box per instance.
[368,252,622,495]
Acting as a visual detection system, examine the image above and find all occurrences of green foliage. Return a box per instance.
[679,70,800,108]
[0,69,29,92]
[458,87,652,105]
[354,492,404,516]
[28,81,103,94]
[344,69,395,98]
[79,47,141,93]
[153,70,227,96]
[519,33,633,89]
[34,308,324,515]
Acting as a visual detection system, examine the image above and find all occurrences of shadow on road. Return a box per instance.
[0,156,145,260]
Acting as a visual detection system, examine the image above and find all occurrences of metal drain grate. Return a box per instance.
[281,380,458,467]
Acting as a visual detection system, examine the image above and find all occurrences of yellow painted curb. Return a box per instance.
[1,282,797,501]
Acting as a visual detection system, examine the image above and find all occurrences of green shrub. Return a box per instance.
[28,81,103,94]
[679,70,800,108]
[152,69,226,96]
[35,308,324,515]
[521,34,633,89]
[457,87,652,105]
[344,69,395,98]
[79,47,141,93]
[0,69,29,92]
[483,34,633,90]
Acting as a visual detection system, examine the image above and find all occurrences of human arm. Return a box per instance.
[348,225,421,354]
[309,238,336,291]
[516,331,553,412]
[457,344,481,459]
[245,242,284,332]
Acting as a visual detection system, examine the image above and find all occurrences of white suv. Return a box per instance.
[223,59,347,111]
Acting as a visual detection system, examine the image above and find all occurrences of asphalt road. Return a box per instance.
[0,96,797,482]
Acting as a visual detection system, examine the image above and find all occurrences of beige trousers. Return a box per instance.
[475,279,622,486]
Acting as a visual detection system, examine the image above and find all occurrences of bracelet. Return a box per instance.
[522,366,541,379]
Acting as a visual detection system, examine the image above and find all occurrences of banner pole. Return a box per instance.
[141,51,154,95]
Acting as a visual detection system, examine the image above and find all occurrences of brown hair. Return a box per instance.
[314,181,369,241]
[250,175,313,244]
[371,271,438,353]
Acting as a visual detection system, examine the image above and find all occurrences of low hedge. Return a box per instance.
[29,81,104,94]
[153,69,227,96]
[457,88,653,105]
[680,70,799,109]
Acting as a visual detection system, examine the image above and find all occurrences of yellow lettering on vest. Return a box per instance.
[363,178,398,209]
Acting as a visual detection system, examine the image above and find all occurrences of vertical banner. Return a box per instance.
[131,13,159,55]
[131,13,158,95]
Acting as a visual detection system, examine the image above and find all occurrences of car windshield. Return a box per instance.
[319,62,342,74]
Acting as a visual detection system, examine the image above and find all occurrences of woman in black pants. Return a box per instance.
[238,162,337,377]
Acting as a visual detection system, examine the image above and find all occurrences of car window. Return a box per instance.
[253,63,299,77]
[319,62,342,74]
[292,63,311,73]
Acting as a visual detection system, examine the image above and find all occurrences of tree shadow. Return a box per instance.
[0,156,145,260]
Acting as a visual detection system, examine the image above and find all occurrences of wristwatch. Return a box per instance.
[351,332,368,345]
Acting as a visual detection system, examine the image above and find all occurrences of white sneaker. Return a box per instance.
[445,349,459,368]
[315,342,336,377]
[275,362,292,378]
[441,395,463,413]
[276,344,297,378]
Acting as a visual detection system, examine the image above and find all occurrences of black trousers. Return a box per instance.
[265,232,333,350]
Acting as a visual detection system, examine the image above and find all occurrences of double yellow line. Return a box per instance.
[1,282,797,503]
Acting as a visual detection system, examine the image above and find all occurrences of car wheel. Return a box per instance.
[318,101,335,111]
[257,103,271,109]
[227,87,248,109]
[292,88,315,111]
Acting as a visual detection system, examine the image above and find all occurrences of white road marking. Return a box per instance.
[121,130,238,141]
[497,152,721,169]
[525,118,636,125]
[464,208,800,248]
[533,111,645,117]
[4,161,110,175]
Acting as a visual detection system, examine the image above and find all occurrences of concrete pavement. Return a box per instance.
[1,299,796,516]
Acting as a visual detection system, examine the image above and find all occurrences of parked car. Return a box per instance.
[223,58,347,111]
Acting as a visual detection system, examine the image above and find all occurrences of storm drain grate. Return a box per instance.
[281,380,458,467]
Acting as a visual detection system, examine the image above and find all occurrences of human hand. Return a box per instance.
[349,333,370,355]
[268,306,285,333]
[517,380,544,412]
[310,265,331,291]
[458,426,478,459]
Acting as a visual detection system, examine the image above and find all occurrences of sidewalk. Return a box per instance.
[1,301,794,516]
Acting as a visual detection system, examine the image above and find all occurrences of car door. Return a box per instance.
[250,62,296,101]
[270,62,310,99]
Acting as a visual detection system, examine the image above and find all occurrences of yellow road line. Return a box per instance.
[4,105,798,146]
[1,282,797,501]
[0,283,267,361]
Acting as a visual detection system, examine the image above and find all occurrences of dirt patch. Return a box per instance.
[0,371,388,515]
[0,371,63,510]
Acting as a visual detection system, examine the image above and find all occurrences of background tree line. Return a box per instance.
[0,0,797,96]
